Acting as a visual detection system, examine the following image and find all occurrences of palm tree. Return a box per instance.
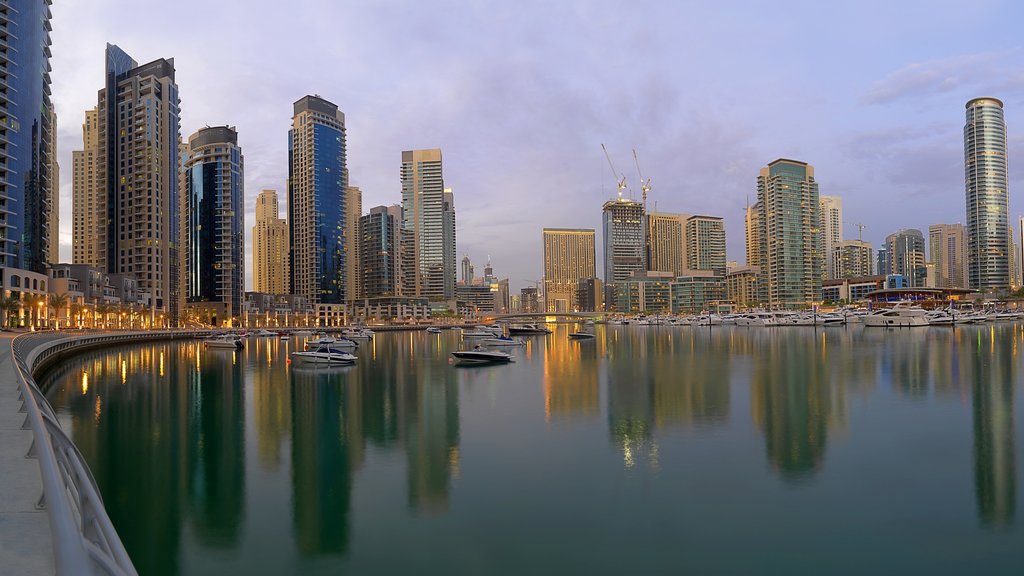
[48,292,69,330]
[69,302,84,329]
[94,302,114,330]
[0,296,21,329]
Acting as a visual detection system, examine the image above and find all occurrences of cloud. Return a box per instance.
[861,50,1018,105]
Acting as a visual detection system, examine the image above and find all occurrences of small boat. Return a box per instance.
[482,335,526,346]
[252,329,276,337]
[451,348,514,365]
[461,330,496,338]
[290,342,357,365]
[342,328,374,340]
[426,326,443,334]
[569,332,595,340]
[508,323,552,335]
[308,336,358,349]
[279,334,291,341]
[204,334,244,350]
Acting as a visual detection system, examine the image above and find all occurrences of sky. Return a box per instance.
[49,0,1024,293]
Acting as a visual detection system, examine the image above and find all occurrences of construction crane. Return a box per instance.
[633,148,652,214]
[854,223,866,242]
[601,144,628,199]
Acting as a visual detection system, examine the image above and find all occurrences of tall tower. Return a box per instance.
[928,224,968,289]
[686,215,726,275]
[1,0,55,273]
[97,44,181,323]
[833,240,873,279]
[185,126,244,321]
[757,159,821,309]
[542,228,596,312]
[819,195,843,279]
[646,212,688,275]
[885,229,927,286]
[745,201,761,268]
[253,190,289,294]
[602,198,645,285]
[965,97,1009,293]
[73,108,102,266]
[288,95,347,305]
[345,186,362,301]
[460,255,473,285]
[401,149,456,300]
[360,205,404,298]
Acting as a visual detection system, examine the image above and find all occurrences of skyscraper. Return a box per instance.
[928,224,968,289]
[253,190,289,294]
[1,0,56,274]
[745,202,761,267]
[289,95,347,306]
[185,126,244,322]
[885,229,926,286]
[646,212,688,276]
[96,44,181,323]
[965,97,1009,293]
[345,186,362,302]
[832,240,873,279]
[819,195,843,279]
[686,215,726,275]
[602,198,645,285]
[73,108,102,266]
[542,228,596,312]
[360,205,404,298]
[401,149,456,301]
[757,159,821,309]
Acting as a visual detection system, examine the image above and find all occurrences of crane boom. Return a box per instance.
[601,144,628,198]
[633,148,652,213]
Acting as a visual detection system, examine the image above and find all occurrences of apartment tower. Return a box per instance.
[253,190,289,294]
[602,198,645,284]
[360,205,404,298]
[820,195,843,279]
[73,108,102,266]
[686,215,726,275]
[928,223,968,289]
[401,149,456,300]
[885,229,926,286]
[832,240,873,279]
[964,97,1009,292]
[542,228,596,312]
[345,186,362,301]
[646,212,688,276]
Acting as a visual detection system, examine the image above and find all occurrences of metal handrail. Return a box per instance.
[11,330,210,575]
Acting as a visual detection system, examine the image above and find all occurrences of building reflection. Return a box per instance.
[253,338,292,471]
[542,328,602,420]
[971,325,1017,527]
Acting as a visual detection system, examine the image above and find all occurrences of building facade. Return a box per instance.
[253,189,289,294]
[289,95,347,306]
[602,198,645,308]
[833,240,873,280]
[928,223,968,289]
[964,97,1010,293]
[757,159,822,309]
[360,205,404,298]
[345,186,362,301]
[72,108,102,266]
[686,215,726,275]
[185,126,244,323]
[401,149,456,300]
[542,228,596,312]
[885,229,927,287]
[647,212,688,275]
[726,265,760,309]
[820,195,843,279]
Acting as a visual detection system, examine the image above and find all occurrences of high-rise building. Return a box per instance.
[401,149,456,300]
[1,1,56,274]
[757,159,822,309]
[965,97,1010,293]
[647,212,688,275]
[885,229,927,286]
[345,186,362,301]
[928,224,968,289]
[686,215,726,275]
[542,228,596,312]
[820,195,843,279]
[461,255,473,285]
[360,205,404,298]
[46,106,59,265]
[833,240,873,279]
[253,190,289,294]
[96,44,181,323]
[288,95,347,305]
[876,248,889,279]
[745,202,761,267]
[602,198,645,286]
[73,108,102,266]
[185,126,244,321]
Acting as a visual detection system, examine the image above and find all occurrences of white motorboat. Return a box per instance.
[252,329,276,337]
[451,348,514,365]
[508,323,552,335]
[426,326,443,334]
[482,335,526,346]
[927,310,957,326]
[863,304,930,327]
[342,328,374,340]
[290,342,357,365]
[461,330,496,338]
[204,334,244,349]
[279,334,291,341]
[307,336,358,349]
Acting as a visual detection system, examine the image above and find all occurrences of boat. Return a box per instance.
[204,334,244,350]
[307,336,358,349]
[734,312,779,327]
[569,332,595,339]
[508,323,552,335]
[342,328,374,340]
[290,341,357,365]
[251,329,276,337]
[279,334,291,341]
[426,326,443,334]
[461,330,496,338]
[450,348,514,365]
[862,304,930,327]
[481,335,526,346]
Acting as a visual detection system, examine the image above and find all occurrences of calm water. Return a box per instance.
[43,324,1024,575]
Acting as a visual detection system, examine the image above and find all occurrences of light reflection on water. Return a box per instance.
[43,325,1023,575]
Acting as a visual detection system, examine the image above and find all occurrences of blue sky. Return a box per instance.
[50,0,1024,291]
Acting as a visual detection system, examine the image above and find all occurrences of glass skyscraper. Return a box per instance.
[964,97,1009,293]
[289,95,347,305]
[401,149,456,301]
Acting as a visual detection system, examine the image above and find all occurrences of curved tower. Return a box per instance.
[965,97,1009,293]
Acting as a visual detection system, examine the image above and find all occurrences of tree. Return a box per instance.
[48,292,69,330]
[69,302,84,329]
[95,302,114,329]
[0,296,20,329]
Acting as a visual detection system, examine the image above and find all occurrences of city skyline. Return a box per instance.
[49,1,1023,292]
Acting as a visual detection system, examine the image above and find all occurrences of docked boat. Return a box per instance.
[290,342,357,365]
[204,334,244,350]
[279,334,291,341]
[461,330,496,338]
[451,349,514,365]
[863,304,930,327]
[426,326,443,334]
[482,335,526,346]
[569,332,595,340]
[342,327,374,340]
[308,336,358,349]
[508,323,552,335]
[252,329,276,337]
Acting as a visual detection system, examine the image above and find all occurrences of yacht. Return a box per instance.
[569,332,596,340]
[342,328,374,340]
[863,304,930,327]
[251,329,276,337]
[482,335,526,346]
[426,326,443,334]
[307,336,358,349]
[509,323,552,335]
[204,334,244,350]
[451,348,514,365]
[290,341,357,365]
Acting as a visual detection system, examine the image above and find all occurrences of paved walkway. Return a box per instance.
[0,332,55,575]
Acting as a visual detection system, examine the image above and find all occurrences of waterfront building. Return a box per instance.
[351,296,430,323]
[821,276,886,303]
[602,198,645,309]
[686,215,726,275]
[614,272,673,314]
[461,255,474,285]
[456,283,495,314]
[726,265,760,309]
[253,190,289,294]
[46,105,59,266]
[756,159,822,309]
[95,44,182,324]
[885,229,927,287]
[346,186,362,301]
[820,195,843,279]
[928,223,968,289]
[647,212,688,276]
[671,270,727,315]
[520,286,540,313]
[184,126,244,324]
[401,149,456,300]
[289,95,347,308]
[576,277,603,312]
[542,228,596,312]
[833,240,873,280]
[0,0,56,276]
[965,97,1010,293]
[73,108,102,266]
[360,205,404,298]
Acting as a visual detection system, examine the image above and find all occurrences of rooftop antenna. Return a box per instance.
[854,223,866,242]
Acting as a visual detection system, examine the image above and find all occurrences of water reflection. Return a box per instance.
[971,326,1017,528]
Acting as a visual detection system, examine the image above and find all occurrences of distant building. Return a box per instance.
[576,277,603,312]
[928,223,968,289]
[345,186,363,301]
[614,272,673,314]
[647,212,689,276]
[543,228,596,312]
[833,240,873,279]
[885,229,926,287]
[602,198,645,309]
[253,190,289,294]
[821,276,886,303]
[819,195,843,279]
[520,287,540,313]
[671,270,727,315]
[401,149,456,300]
[686,215,726,275]
[964,97,1009,292]
[726,265,760,309]
[360,205,404,298]
[745,202,761,267]
[876,248,889,279]
[73,108,102,267]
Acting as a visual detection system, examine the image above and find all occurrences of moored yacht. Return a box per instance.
[863,304,929,327]
[451,348,514,365]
